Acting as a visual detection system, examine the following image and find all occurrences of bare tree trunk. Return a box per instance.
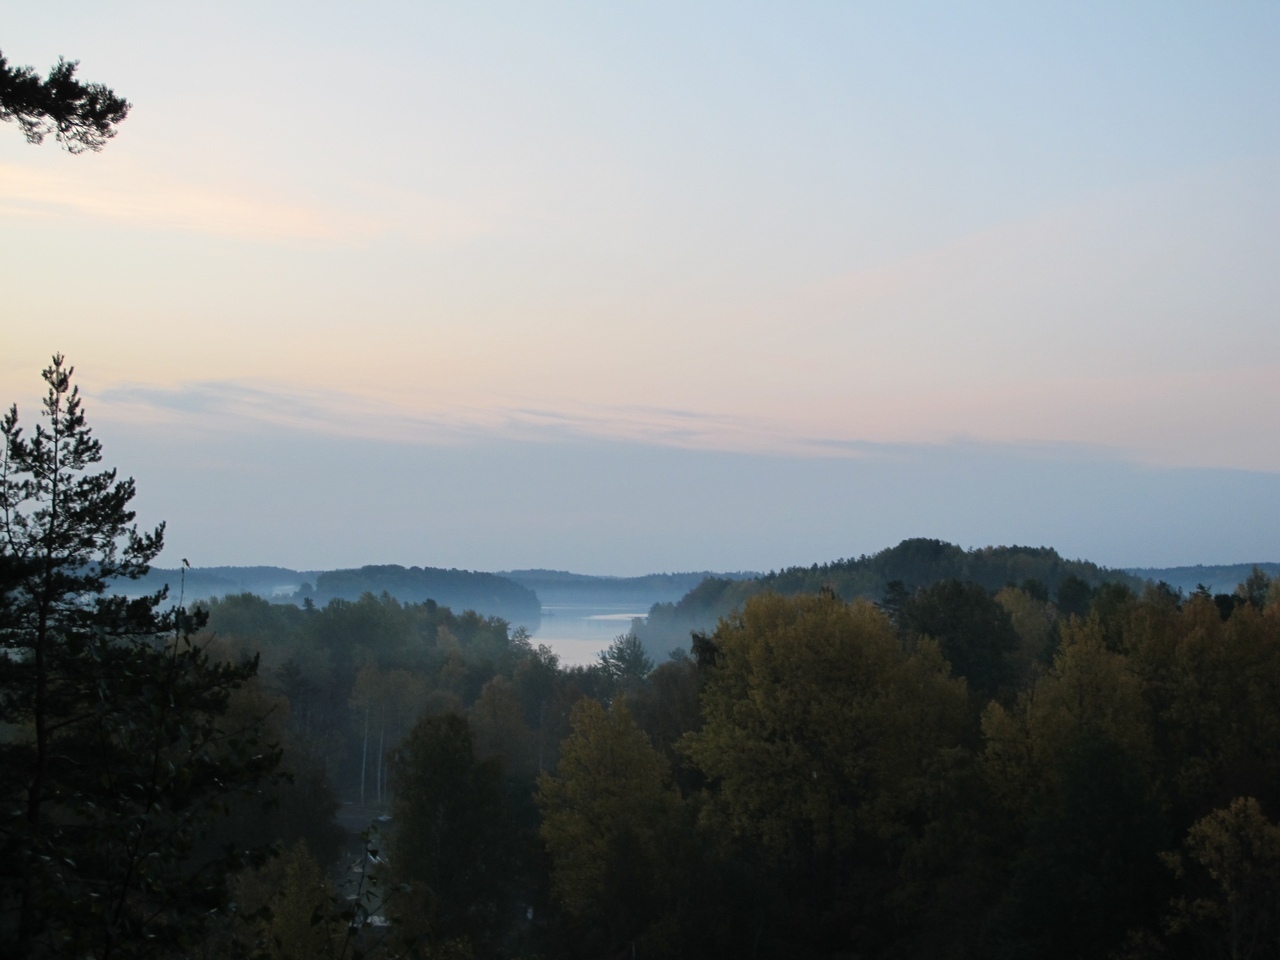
[538,701,546,773]
[20,399,62,952]
[360,704,369,806]
[376,714,386,804]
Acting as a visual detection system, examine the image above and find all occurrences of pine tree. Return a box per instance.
[0,355,279,958]
[0,49,130,151]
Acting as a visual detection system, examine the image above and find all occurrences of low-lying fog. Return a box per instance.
[531,605,650,666]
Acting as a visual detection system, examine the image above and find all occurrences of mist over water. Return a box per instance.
[531,605,649,666]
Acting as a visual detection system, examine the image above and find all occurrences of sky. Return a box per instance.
[2,2,1279,575]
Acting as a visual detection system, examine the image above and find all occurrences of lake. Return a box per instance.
[529,603,650,666]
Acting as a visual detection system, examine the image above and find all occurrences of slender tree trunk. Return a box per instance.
[360,704,369,806]
[538,701,546,772]
[20,397,61,951]
[377,714,385,804]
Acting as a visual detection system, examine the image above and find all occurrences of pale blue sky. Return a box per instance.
[2,3,1278,572]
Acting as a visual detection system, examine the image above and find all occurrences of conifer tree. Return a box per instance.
[0,48,129,151]
[0,355,278,959]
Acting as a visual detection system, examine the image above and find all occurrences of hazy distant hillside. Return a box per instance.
[120,564,541,628]
[308,565,541,628]
[500,569,757,607]
[117,566,316,602]
[1125,562,1280,596]
[121,552,1276,654]
[634,538,1145,656]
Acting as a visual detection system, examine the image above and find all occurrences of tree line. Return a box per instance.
[633,537,1144,655]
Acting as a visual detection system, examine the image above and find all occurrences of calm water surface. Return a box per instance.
[530,604,649,666]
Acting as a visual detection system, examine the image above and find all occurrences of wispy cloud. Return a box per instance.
[96,377,1143,466]
[98,378,886,456]
[99,361,1280,474]
[0,162,385,241]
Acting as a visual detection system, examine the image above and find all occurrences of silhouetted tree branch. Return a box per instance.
[0,48,129,152]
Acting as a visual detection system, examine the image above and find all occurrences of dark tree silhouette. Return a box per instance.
[0,356,278,958]
[0,48,129,152]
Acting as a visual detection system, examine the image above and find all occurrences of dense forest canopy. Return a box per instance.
[149,555,1280,959]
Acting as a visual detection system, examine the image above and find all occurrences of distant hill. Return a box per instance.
[634,538,1145,656]
[116,564,541,628]
[499,569,758,607]
[115,566,316,602]
[309,565,540,628]
[1125,562,1280,596]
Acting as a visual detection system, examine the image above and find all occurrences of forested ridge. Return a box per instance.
[119,564,543,628]
[635,537,1144,655]
[1126,562,1280,596]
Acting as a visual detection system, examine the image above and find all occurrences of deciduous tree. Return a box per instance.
[388,712,517,955]
[537,698,686,954]
[1165,796,1280,960]
[681,592,970,954]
